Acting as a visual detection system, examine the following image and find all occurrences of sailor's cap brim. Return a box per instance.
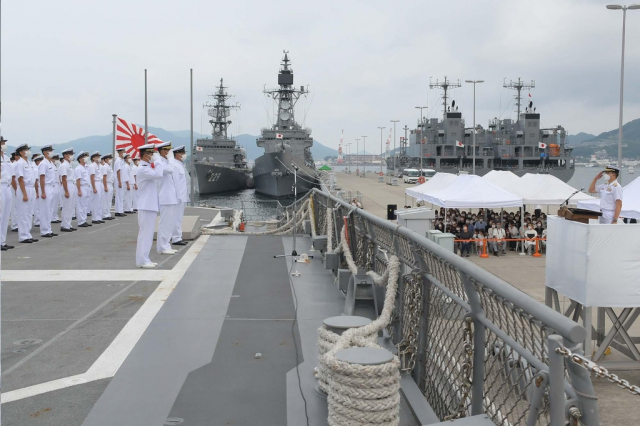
[605,164,621,173]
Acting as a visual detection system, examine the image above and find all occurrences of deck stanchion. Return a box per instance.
[480,239,489,258]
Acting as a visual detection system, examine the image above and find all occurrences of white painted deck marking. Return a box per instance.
[0,235,210,404]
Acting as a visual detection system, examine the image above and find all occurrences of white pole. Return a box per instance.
[144,69,148,145]
[618,8,627,182]
[473,83,476,175]
[190,69,195,204]
[112,114,117,161]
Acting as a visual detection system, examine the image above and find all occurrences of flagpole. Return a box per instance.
[112,114,117,163]
[144,69,148,145]
[190,68,195,204]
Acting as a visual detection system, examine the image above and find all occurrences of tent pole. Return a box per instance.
[520,206,525,255]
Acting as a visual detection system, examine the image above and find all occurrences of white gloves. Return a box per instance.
[152,152,161,163]
[168,150,174,160]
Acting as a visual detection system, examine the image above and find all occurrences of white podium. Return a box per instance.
[545,216,640,366]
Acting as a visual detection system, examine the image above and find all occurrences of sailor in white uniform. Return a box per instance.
[114,147,127,217]
[14,144,39,243]
[101,154,115,220]
[1,137,16,250]
[132,158,140,211]
[59,148,77,232]
[50,153,62,223]
[170,145,190,246]
[135,143,164,268]
[74,151,92,227]
[32,154,43,227]
[123,154,135,214]
[10,151,20,232]
[155,142,179,255]
[589,165,624,224]
[37,145,58,237]
[88,151,105,224]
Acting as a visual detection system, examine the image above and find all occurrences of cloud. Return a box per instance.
[3,0,640,148]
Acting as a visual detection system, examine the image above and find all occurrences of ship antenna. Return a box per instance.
[503,77,535,121]
[429,75,461,118]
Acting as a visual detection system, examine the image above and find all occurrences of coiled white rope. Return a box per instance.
[326,207,334,253]
[317,223,402,426]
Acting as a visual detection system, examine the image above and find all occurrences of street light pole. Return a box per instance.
[607,4,639,182]
[361,136,367,176]
[377,126,386,175]
[465,80,484,175]
[415,107,427,173]
[355,138,360,174]
[390,120,399,176]
[346,143,352,172]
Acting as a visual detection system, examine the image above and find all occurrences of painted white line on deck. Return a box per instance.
[0,235,209,404]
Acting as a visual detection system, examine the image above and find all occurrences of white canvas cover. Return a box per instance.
[417,174,523,208]
[405,172,457,201]
[577,176,640,220]
[518,173,594,205]
[482,170,527,197]
[546,215,640,307]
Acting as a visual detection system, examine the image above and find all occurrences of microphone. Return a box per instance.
[563,188,585,206]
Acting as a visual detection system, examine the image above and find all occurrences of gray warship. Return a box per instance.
[388,76,576,182]
[193,79,253,194]
[253,52,319,198]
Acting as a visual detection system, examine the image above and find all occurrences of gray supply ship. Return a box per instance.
[253,52,319,198]
[193,79,253,194]
[388,77,575,182]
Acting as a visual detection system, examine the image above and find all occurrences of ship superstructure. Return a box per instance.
[253,51,319,198]
[388,76,575,182]
[193,79,252,194]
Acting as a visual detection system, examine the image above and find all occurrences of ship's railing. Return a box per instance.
[308,188,599,426]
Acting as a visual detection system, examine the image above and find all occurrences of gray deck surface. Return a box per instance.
[2,225,420,425]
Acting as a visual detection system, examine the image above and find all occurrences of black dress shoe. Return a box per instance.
[92,221,102,225]
[19,239,33,243]
[72,216,77,220]
[31,238,39,242]
[41,234,53,238]
[61,228,73,232]
[87,212,92,216]
[5,245,14,249]
[1,246,7,251]
[78,223,90,228]
[115,213,126,217]
[124,211,134,214]
[133,209,138,212]
[11,228,18,232]
[104,217,113,220]
[50,233,58,236]
[70,228,77,231]
[51,220,61,224]
[99,220,106,224]
[34,224,40,227]
[172,241,188,246]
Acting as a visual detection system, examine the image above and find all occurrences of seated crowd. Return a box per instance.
[431,207,547,257]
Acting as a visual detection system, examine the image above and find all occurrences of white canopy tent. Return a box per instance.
[418,175,523,209]
[518,174,594,205]
[405,172,458,201]
[482,170,528,198]
[577,176,640,220]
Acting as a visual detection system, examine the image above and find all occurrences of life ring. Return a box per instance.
[418,176,426,184]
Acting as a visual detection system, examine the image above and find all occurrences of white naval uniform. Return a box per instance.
[114,156,125,214]
[156,155,178,253]
[74,164,91,225]
[15,157,36,241]
[102,162,114,219]
[1,152,15,246]
[88,161,103,221]
[11,161,19,230]
[50,162,61,221]
[32,161,40,226]
[597,179,624,224]
[38,158,57,235]
[131,163,139,210]
[124,162,133,212]
[136,159,163,266]
[59,161,76,229]
[170,158,190,243]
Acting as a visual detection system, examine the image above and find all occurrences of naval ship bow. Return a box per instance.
[253,51,319,198]
[193,79,252,194]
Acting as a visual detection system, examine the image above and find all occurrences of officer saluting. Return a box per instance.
[589,164,624,224]
[155,141,179,255]
[135,143,164,268]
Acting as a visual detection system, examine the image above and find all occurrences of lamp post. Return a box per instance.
[415,107,427,174]
[607,4,639,182]
[377,126,386,175]
[390,120,399,176]
[346,143,352,172]
[464,80,484,175]
[355,138,360,175]
[361,136,368,176]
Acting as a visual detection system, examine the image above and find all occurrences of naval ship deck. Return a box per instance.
[1,209,418,426]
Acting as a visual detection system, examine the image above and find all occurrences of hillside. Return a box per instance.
[5,127,338,162]
[569,118,640,159]
[566,132,595,145]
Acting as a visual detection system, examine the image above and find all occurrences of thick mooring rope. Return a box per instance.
[317,223,402,426]
[326,207,334,253]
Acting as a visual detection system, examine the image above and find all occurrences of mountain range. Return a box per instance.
[569,118,640,159]
[4,127,340,162]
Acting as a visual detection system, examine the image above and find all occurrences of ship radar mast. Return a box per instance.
[504,77,535,121]
[203,78,240,140]
[263,50,309,131]
[430,76,461,118]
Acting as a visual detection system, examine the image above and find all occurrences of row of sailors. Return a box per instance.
[0,138,190,268]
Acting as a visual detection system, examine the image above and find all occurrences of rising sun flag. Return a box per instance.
[116,117,162,158]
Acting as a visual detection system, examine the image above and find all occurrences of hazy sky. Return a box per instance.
[3,0,640,150]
